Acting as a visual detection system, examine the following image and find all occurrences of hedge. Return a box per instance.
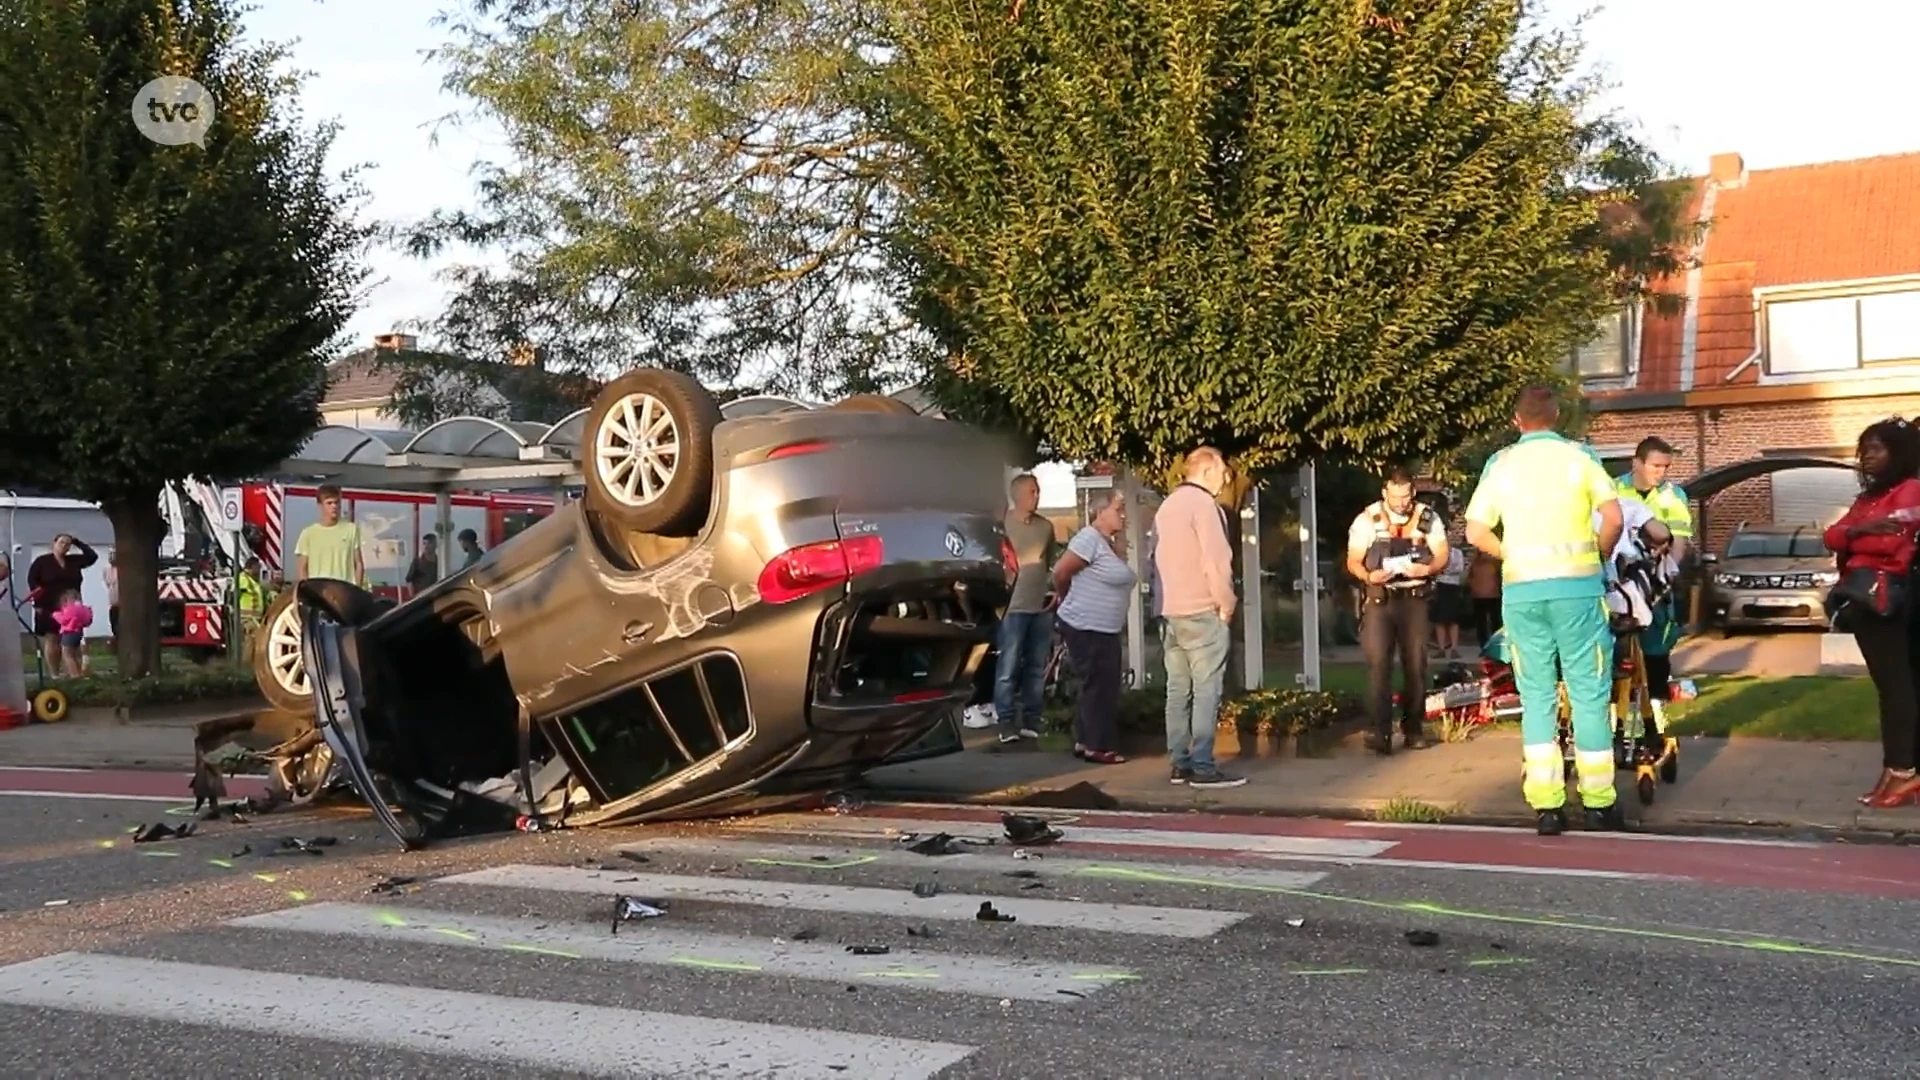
[1041,684,1361,740]
[59,661,260,709]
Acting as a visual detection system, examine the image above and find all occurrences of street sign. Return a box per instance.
[218,487,243,530]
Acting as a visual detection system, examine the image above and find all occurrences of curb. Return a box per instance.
[855,783,1920,848]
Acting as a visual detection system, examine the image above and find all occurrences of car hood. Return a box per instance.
[1719,557,1833,575]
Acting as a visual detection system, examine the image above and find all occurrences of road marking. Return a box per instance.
[0,952,975,1079]
[442,865,1248,939]
[0,790,186,803]
[1343,821,1828,849]
[1254,853,1669,882]
[230,902,1137,1001]
[617,837,1332,890]
[728,815,1397,859]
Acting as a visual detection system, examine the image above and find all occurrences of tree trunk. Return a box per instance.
[102,494,165,679]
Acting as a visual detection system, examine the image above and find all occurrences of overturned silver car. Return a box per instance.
[240,372,1016,849]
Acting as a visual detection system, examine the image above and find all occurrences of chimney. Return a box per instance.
[1709,152,1746,187]
[373,332,417,353]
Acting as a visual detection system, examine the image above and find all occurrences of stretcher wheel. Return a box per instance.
[1636,773,1656,806]
[31,687,68,723]
[1659,750,1678,785]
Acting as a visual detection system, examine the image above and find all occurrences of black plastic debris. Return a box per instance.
[265,836,337,857]
[791,927,821,941]
[1057,989,1086,998]
[906,832,966,856]
[133,822,195,844]
[906,925,939,939]
[612,895,668,933]
[1004,869,1040,879]
[976,901,1016,923]
[1000,813,1064,846]
[367,875,418,895]
[1020,881,1047,890]
[912,882,941,898]
[847,944,890,956]
[1404,930,1441,947]
[230,844,253,859]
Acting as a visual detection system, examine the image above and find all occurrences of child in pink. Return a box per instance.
[52,590,92,677]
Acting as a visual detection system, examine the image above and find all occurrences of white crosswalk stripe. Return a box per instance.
[0,834,1324,1077]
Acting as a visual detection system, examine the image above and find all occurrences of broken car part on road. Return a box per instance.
[208,370,1022,852]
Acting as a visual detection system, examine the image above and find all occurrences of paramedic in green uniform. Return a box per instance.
[1614,436,1692,736]
[1465,386,1625,835]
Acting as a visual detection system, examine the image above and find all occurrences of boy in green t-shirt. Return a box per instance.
[293,484,365,586]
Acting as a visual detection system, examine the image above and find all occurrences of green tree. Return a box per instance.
[406,0,916,401]
[0,0,370,676]
[883,0,1683,486]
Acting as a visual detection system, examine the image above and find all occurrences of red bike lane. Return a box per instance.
[0,766,269,803]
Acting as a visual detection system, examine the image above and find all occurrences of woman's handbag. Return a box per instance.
[1827,566,1909,629]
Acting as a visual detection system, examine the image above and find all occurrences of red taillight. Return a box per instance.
[767,440,832,460]
[999,536,1019,586]
[757,535,885,604]
[893,689,948,704]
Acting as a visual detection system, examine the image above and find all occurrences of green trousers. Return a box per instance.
[1506,594,1616,811]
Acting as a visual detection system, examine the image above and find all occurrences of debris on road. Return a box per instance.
[1404,930,1441,947]
[904,832,971,856]
[132,822,195,844]
[1012,848,1042,860]
[42,899,69,907]
[846,944,890,956]
[367,875,418,895]
[976,901,1016,923]
[264,836,338,857]
[790,927,820,941]
[611,895,668,932]
[906,925,939,939]
[1005,869,1040,879]
[1285,918,1305,928]
[911,881,941,898]
[618,851,651,864]
[1001,813,1064,846]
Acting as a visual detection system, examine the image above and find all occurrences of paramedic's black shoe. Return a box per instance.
[1584,804,1626,831]
[1535,808,1567,836]
[1364,732,1393,755]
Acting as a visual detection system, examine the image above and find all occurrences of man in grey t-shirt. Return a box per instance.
[991,473,1061,744]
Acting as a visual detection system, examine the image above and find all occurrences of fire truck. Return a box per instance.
[161,481,557,657]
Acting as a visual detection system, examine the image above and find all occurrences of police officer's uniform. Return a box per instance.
[1347,499,1443,751]
[1465,432,1622,833]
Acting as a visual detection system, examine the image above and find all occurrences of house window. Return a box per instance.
[1764,287,1920,375]
[1569,307,1632,379]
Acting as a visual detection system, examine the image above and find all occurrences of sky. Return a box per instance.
[245,0,1920,357]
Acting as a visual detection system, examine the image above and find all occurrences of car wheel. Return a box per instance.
[829,393,918,416]
[252,583,388,716]
[584,368,722,536]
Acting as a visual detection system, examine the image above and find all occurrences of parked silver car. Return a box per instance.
[1704,523,1837,631]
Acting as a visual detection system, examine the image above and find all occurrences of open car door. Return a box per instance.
[300,601,427,851]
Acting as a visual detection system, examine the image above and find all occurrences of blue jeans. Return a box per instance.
[1162,612,1230,771]
[994,611,1054,731]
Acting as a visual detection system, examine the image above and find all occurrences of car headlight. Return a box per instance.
[1813,570,1839,586]
[1713,573,1739,587]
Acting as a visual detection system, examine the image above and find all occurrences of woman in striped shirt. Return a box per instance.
[1050,489,1137,764]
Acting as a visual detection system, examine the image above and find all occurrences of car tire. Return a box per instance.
[584,368,722,536]
[252,583,387,715]
[829,393,918,416]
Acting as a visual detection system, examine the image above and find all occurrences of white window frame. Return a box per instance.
[1566,303,1640,389]
[1757,275,1920,385]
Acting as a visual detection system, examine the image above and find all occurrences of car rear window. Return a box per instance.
[1726,530,1826,559]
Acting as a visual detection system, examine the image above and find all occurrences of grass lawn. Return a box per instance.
[1666,675,1880,741]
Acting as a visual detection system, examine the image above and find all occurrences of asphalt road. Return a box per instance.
[0,790,1916,1078]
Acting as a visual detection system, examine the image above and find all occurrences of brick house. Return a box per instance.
[322,332,596,429]
[1577,150,1920,555]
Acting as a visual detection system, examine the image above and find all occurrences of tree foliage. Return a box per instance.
[882,0,1683,484]
[407,0,918,401]
[0,0,370,676]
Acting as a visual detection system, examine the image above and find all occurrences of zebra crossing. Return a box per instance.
[0,829,1352,1078]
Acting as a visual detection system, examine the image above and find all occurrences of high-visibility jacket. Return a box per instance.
[1613,474,1694,539]
[1464,432,1619,602]
[237,572,264,616]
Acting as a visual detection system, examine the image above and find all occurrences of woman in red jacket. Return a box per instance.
[1825,417,1920,808]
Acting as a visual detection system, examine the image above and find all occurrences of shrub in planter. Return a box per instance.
[62,661,260,709]
[1216,687,1360,738]
[1041,687,1165,737]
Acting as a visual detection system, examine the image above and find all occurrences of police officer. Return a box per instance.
[1346,468,1449,754]
[1464,386,1625,834]
[1614,437,1693,739]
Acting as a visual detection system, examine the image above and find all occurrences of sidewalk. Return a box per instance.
[860,725,1920,838]
[0,707,286,771]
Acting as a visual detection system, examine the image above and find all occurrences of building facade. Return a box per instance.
[1577,150,1920,553]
